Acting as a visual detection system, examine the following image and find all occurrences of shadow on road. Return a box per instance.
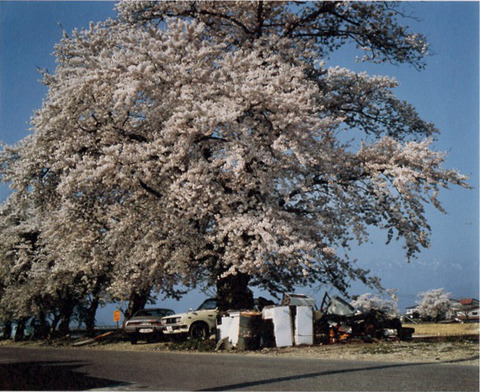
[198,357,479,391]
[0,360,130,390]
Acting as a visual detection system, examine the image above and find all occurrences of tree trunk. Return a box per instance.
[33,311,50,339]
[124,289,150,322]
[58,301,75,336]
[216,272,254,312]
[85,296,100,337]
[50,313,61,336]
[2,321,12,340]
[14,318,27,341]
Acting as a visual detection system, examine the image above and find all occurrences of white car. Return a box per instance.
[162,298,218,340]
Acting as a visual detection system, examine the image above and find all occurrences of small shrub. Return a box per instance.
[167,338,216,352]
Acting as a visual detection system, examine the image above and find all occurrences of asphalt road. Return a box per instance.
[0,346,478,391]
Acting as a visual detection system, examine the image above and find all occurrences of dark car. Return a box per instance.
[124,308,175,344]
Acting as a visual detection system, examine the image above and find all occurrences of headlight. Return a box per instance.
[162,317,182,325]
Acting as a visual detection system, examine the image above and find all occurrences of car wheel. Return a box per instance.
[130,335,138,345]
[146,334,157,344]
[189,322,209,340]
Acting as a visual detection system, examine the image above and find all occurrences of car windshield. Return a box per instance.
[134,309,174,317]
[197,299,217,310]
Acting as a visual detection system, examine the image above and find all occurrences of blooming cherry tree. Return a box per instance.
[351,290,400,318]
[0,1,469,317]
[416,288,455,321]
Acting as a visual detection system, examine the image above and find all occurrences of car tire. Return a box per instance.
[130,335,138,345]
[146,334,157,344]
[189,322,209,340]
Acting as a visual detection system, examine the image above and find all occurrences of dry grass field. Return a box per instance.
[405,322,479,336]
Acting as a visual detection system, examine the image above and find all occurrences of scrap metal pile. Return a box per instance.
[313,293,414,344]
[217,292,414,350]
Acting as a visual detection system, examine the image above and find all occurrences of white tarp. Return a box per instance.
[294,306,313,345]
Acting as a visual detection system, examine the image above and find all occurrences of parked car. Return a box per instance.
[162,298,218,340]
[124,308,175,344]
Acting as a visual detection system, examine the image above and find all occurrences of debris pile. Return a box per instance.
[217,292,414,351]
[314,293,414,344]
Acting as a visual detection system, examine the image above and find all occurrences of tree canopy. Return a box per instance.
[0,1,468,323]
[416,288,455,321]
[351,290,400,318]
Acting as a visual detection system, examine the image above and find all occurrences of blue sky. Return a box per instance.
[0,1,478,324]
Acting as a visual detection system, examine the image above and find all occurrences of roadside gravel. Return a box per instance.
[2,338,477,366]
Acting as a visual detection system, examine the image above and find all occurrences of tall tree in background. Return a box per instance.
[0,1,468,314]
[416,288,455,321]
[351,290,400,318]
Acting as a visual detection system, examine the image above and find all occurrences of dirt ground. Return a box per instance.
[1,322,478,366]
[2,338,478,367]
[252,340,479,366]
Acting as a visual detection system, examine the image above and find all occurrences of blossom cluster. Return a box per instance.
[0,1,467,321]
